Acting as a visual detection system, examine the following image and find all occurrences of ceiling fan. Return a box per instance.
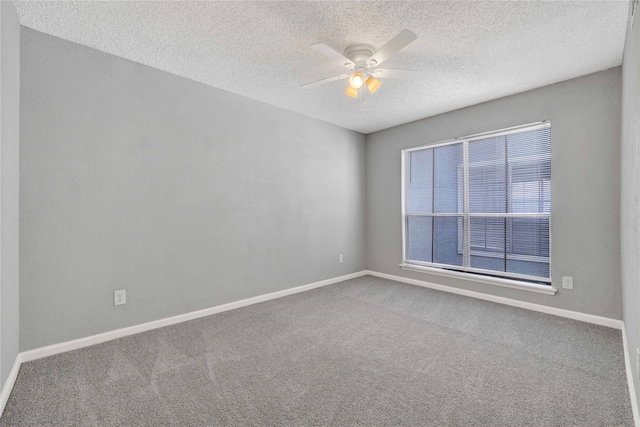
[302,29,420,98]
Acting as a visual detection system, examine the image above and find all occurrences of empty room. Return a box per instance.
[1,0,639,425]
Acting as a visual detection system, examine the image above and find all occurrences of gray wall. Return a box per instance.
[366,68,622,319]
[621,2,640,410]
[0,2,20,387]
[19,29,366,351]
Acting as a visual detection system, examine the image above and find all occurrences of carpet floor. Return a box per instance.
[1,275,634,426]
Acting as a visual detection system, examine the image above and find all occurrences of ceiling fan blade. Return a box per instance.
[301,73,349,89]
[311,43,355,69]
[371,68,422,80]
[367,30,417,67]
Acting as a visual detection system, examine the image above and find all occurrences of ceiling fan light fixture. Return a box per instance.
[366,76,381,94]
[348,72,364,89]
[344,86,359,98]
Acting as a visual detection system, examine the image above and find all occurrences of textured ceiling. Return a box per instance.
[13,1,630,134]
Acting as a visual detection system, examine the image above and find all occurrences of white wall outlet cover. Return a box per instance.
[562,276,573,289]
[114,290,126,306]
[339,254,344,263]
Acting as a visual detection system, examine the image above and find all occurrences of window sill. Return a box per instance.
[399,263,558,295]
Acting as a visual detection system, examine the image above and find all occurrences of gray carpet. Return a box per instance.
[1,275,634,426]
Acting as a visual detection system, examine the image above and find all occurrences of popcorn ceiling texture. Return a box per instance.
[13,1,629,134]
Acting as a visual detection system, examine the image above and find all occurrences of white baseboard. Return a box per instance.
[622,323,640,427]
[364,270,624,330]
[15,269,624,365]
[366,270,637,422]
[13,268,625,363]
[0,353,22,417]
[3,269,632,420]
[20,270,368,364]
[0,270,366,417]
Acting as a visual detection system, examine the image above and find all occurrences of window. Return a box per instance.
[402,122,551,284]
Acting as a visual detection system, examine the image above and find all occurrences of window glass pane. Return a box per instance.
[433,217,463,266]
[510,178,550,213]
[507,259,549,278]
[406,216,432,262]
[406,150,433,214]
[470,217,506,253]
[511,218,550,257]
[469,217,550,278]
[507,127,552,159]
[507,127,551,214]
[470,253,506,273]
[470,216,507,272]
[433,144,463,213]
[508,216,550,278]
[468,136,507,213]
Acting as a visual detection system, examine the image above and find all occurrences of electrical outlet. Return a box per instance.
[114,290,126,306]
[562,276,573,290]
[339,254,344,263]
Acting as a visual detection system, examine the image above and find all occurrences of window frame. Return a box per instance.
[401,121,552,288]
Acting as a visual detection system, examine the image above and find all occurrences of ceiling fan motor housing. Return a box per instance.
[343,44,376,68]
